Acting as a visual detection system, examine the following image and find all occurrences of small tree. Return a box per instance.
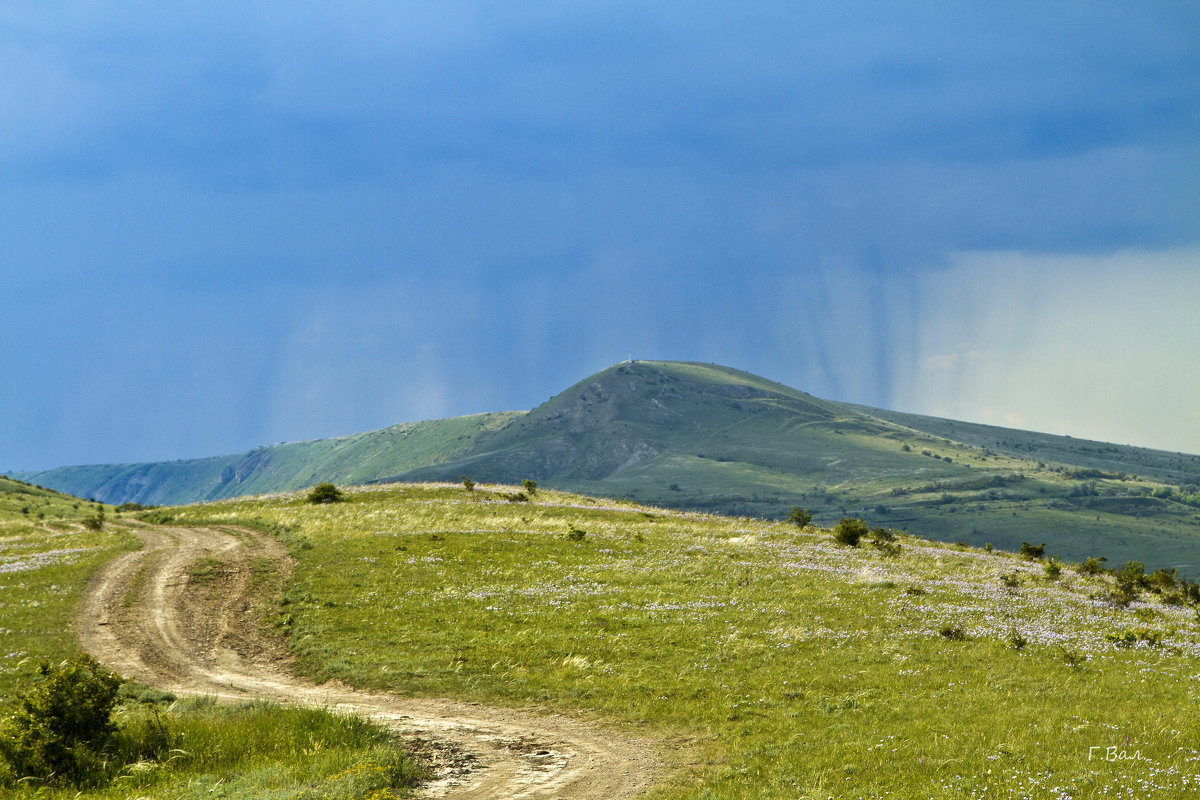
[833,518,867,547]
[1019,541,1045,560]
[0,655,122,786]
[306,483,344,504]
[81,506,105,531]
[460,477,476,492]
[786,507,812,528]
[521,479,538,497]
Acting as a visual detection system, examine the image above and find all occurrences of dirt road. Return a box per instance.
[77,525,661,799]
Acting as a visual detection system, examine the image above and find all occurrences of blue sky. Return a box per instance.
[3,2,1199,471]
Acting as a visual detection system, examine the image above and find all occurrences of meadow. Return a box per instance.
[0,476,425,798]
[20,361,1200,583]
[161,481,1200,799]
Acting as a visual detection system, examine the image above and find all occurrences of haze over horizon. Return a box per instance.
[3,3,1198,472]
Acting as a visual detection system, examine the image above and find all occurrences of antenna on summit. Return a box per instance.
[627,352,634,364]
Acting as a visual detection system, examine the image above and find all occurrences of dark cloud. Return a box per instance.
[1,3,1197,469]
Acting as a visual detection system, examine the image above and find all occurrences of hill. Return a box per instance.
[13,360,1200,575]
[149,481,1200,798]
[13,412,519,506]
[396,361,1200,574]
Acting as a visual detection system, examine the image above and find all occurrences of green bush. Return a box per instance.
[1146,567,1178,593]
[868,527,900,556]
[1104,627,1162,648]
[307,483,344,504]
[786,507,813,528]
[0,655,123,787]
[1019,541,1045,560]
[460,477,476,492]
[81,507,105,531]
[832,518,867,547]
[522,478,538,496]
[939,624,968,641]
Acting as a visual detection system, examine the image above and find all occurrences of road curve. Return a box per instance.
[77,525,661,799]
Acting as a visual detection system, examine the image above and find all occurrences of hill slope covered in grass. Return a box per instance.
[398,361,1200,576]
[15,361,1200,576]
[160,482,1200,799]
[14,412,519,507]
[0,478,428,798]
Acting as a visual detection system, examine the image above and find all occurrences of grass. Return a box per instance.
[13,411,520,506]
[0,477,135,699]
[4,695,426,798]
[167,481,1200,799]
[0,476,426,798]
[15,361,1200,578]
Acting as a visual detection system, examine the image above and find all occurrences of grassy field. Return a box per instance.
[0,477,136,697]
[399,361,1200,577]
[18,361,1200,579]
[162,481,1200,799]
[0,476,425,798]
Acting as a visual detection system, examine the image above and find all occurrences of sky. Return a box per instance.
[3,2,1199,472]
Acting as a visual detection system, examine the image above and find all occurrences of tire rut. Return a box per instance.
[77,525,661,799]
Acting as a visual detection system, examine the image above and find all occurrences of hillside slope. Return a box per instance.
[157,482,1200,799]
[14,412,519,506]
[14,361,1200,574]
[395,361,1200,574]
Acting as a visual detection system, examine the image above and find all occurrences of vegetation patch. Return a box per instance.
[0,662,426,795]
[163,483,1200,799]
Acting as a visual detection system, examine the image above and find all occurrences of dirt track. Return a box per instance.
[77,525,661,799]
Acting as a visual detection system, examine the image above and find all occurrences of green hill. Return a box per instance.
[396,361,1200,575]
[13,361,1200,575]
[13,412,519,506]
[155,482,1200,798]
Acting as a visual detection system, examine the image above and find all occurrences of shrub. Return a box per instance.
[1114,560,1146,590]
[1097,582,1139,607]
[1019,541,1045,560]
[786,507,812,528]
[0,655,123,787]
[1146,567,1178,593]
[1043,559,1062,580]
[832,518,867,547]
[81,506,105,531]
[1059,647,1084,667]
[1105,627,1162,648]
[306,483,344,504]
[1077,555,1108,575]
[869,527,900,556]
[566,525,587,541]
[460,477,476,492]
[939,624,968,641]
[1000,572,1021,588]
[522,479,538,496]
[503,492,529,503]
[1007,630,1027,651]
